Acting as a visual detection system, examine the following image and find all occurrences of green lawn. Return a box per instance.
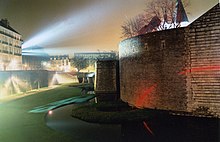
[0,85,82,142]
[71,101,170,124]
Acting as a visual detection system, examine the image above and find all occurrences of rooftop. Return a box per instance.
[0,19,20,34]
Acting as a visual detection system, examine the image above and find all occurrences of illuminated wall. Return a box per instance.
[119,28,188,111]
[119,4,220,117]
[186,4,220,116]
[0,19,22,71]
[73,52,118,73]
[73,52,117,60]
[95,60,120,101]
[0,70,56,97]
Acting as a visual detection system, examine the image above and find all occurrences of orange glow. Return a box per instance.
[178,66,220,75]
[143,121,154,136]
[135,83,157,108]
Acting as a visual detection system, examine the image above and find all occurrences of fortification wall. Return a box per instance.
[0,70,55,96]
[119,28,189,111]
[186,4,220,116]
[119,4,220,117]
[95,60,120,101]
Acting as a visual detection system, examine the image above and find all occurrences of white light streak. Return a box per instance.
[22,1,117,49]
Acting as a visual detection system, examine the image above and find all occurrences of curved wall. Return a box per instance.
[119,28,190,111]
[119,4,220,117]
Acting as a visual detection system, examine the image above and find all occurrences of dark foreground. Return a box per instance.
[47,104,220,142]
[0,85,219,142]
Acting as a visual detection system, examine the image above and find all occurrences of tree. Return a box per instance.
[121,18,133,39]
[145,0,189,30]
[70,57,89,72]
[145,0,177,30]
[121,14,148,38]
[121,0,189,39]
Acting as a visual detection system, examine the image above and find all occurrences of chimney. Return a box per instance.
[1,18,10,27]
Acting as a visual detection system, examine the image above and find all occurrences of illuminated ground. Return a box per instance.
[0,85,83,142]
[29,95,95,113]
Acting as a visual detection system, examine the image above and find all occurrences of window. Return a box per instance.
[161,40,166,50]
[144,43,149,51]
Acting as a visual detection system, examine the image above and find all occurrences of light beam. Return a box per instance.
[22,1,118,49]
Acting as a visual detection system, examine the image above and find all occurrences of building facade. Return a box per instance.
[49,55,70,72]
[0,19,22,71]
[73,52,118,60]
[22,46,50,70]
[119,3,220,117]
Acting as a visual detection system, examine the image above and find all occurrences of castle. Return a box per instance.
[119,3,220,117]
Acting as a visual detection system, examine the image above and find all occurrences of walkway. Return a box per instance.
[46,104,121,142]
[0,85,120,142]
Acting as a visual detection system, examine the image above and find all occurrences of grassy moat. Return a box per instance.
[70,80,220,124]
[71,99,172,124]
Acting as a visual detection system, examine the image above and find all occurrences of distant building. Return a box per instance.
[72,52,118,72]
[0,19,22,71]
[22,46,50,70]
[49,55,70,72]
[73,52,117,60]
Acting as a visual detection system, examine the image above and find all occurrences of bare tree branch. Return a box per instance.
[121,0,189,39]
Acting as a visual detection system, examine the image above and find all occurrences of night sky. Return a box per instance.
[0,0,218,54]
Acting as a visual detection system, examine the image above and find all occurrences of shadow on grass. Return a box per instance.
[71,100,170,124]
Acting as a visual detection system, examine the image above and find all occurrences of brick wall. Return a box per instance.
[119,3,220,117]
[119,28,189,111]
[186,4,220,116]
[95,60,119,95]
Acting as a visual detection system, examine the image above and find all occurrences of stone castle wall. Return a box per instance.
[186,4,220,115]
[119,4,220,117]
[95,60,120,101]
[0,70,55,96]
[119,28,189,111]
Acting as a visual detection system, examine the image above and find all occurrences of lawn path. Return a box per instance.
[0,85,82,142]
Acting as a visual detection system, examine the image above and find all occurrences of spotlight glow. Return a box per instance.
[22,1,117,49]
[178,65,220,75]
[49,73,58,86]
[0,75,29,97]
[48,110,53,115]
[135,83,157,108]
[56,72,78,84]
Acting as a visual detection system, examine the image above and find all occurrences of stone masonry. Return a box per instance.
[119,3,220,117]
[95,60,120,101]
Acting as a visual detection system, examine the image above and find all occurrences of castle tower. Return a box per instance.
[175,0,189,24]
